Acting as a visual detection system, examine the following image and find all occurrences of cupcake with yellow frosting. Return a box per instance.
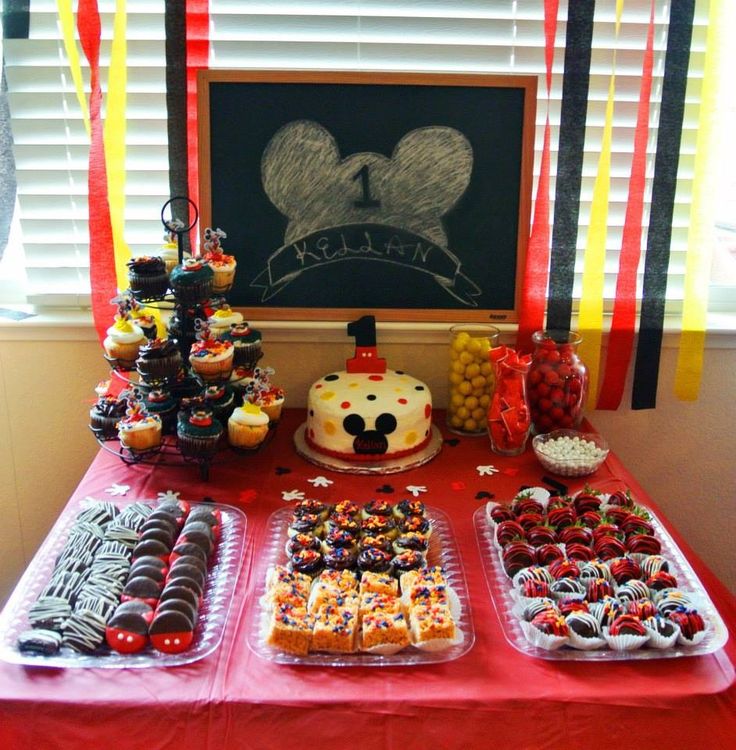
[207,305,243,339]
[158,225,191,275]
[228,402,270,449]
[202,227,237,294]
[103,317,146,370]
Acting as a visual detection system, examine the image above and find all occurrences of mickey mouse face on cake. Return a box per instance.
[305,370,432,462]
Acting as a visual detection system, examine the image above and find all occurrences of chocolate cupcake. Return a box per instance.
[288,513,324,538]
[290,549,324,577]
[392,550,425,576]
[225,323,263,368]
[169,258,214,304]
[136,338,182,382]
[142,389,178,434]
[357,548,393,575]
[359,534,394,554]
[286,533,322,556]
[323,547,357,571]
[89,394,128,440]
[127,255,169,300]
[203,384,236,426]
[177,409,223,461]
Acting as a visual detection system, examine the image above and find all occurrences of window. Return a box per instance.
[0,0,728,321]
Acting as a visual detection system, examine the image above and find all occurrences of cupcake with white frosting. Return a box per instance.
[103,317,146,370]
[228,402,269,449]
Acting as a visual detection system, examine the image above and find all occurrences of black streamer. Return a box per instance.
[632,0,696,409]
[546,0,596,331]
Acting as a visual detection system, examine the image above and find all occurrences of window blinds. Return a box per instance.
[1,0,709,310]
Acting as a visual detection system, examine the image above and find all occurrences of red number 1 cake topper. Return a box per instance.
[346,315,387,374]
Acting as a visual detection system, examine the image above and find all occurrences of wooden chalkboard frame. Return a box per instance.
[198,69,536,323]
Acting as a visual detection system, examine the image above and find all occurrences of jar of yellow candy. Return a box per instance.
[447,325,500,435]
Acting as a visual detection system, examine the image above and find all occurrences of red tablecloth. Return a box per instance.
[1,410,734,750]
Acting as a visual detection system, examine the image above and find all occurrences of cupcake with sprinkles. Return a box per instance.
[188,322,234,383]
[117,399,162,453]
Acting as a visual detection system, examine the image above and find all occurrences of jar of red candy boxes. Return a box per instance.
[487,345,532,456]
[528,331,588,434]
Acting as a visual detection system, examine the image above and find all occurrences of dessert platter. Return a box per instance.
[248,498,474,666]
[474,482,728,660]
[295,315,442,474]
[0,496,247,668]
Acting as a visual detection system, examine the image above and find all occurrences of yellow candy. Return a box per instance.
[465,363,481,379]
[471,407,485,421]
[471,375,486,390]
[463,418,478,432]
[464,396,479,411]
[452,360,465,374]
[459,351,473,365]
[450,415,464,428]
[457,381,472,396]
[450,393,465,408]
[449,372,463,386]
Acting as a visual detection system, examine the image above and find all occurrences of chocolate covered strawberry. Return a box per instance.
[502,541,536,577]
[496,519,526,547]
[526,524,558,547]
[536,543,565,566]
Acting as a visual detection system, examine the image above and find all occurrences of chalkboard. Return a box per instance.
[198,70,536,323]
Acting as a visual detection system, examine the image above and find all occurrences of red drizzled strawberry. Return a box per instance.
[593,536,627,560]
[558,525,593,547]
[496,520,526,547]
[669,610,706,640]
[578,510,602,529]
[609,557,642,584]
[558,599,589,616]
[502,541,536,577]
[603,506,630,526]
[489,504,515,524]
[516,512,544,531]
[547,506,577,530]
[513,497,545,516]
[573,491,602,514]
[536,544,565,566]
[521,579,550,598]
[626,533,661,555]
[592,523,624,542]
[565,543,594,562]
[607,489,635,508]
[548,559,579,580]
[621,514,654,536]
[646,570,678,591]
[527,524,558,547]
[628,599,657,620]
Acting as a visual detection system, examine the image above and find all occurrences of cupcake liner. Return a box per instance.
[233,343,263,369]
[567,631,606,650]
[228,422,268,449]
[136,356,182,382]
[211,268,236,294]
[172,277,214,304]
[260,400,284,424]
[676,627,708,647]
[189,353,234,383]
[519,620,569,650]
[177,433,222,460]
[643,622,680,649]
[602,629,650,651]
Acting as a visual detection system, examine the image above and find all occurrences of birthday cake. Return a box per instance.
[304,317,433,462]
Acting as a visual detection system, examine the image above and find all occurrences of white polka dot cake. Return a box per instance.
[304,315,433,462]
[306,369,432,461]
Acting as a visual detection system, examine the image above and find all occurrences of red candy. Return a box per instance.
[487,346,532,455]
[528,332,588,433]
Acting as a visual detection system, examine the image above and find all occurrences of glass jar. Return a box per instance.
[528,330,589,434]
[487,348,532,456]
[446,325,500,435]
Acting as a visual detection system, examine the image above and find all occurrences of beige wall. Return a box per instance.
[0,327,734,605]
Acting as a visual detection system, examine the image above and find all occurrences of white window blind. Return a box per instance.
[0,0,714,312]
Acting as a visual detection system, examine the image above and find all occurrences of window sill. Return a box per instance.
[1,306,735,347]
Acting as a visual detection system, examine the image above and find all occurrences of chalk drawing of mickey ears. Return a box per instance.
[260,120,473,248]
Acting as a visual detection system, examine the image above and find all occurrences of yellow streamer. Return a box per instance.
[579,0,623,409]
[56,0,90,136]
[104,0,131,291]
[674,0,725,400]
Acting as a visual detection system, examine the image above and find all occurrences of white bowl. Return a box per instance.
[532,429,609,477]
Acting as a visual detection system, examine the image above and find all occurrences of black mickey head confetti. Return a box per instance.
[375,484,394,494]
[475,491,494,500]
[275,466,292,476]
[444,438,460,447]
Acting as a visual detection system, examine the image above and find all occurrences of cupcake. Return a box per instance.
[202,227,237,294]
[117,407,162,452]
[135,338,183,382]
[169,258,214,304]
[143,389,178,434]
[177,408,223,460]
[103,317,146,369]
[158,226,190,274]
[226,323,263,368]
[127,255,169,300]
[227,402,269,449]
[204,383,236,425]
[89,394,128,440]
[207,305,244,339]
[188,338,234,383]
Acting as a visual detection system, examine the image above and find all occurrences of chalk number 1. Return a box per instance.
[352,164,381,208]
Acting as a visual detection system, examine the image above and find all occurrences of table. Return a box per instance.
[1,410,734,749]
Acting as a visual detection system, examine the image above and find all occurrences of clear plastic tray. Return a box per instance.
[247,505,475,666]
[0,497,247,668]
[473,503,728,661]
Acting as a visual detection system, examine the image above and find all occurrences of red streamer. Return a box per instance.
[597,0,655,409]
[516,0,559,353]
[77,0,117,344]
[186,0,209,248]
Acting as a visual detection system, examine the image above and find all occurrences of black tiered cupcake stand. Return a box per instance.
[89,197,273,480]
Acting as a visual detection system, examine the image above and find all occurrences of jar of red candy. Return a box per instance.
[487,346,532,456]
[528,330,589,434]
